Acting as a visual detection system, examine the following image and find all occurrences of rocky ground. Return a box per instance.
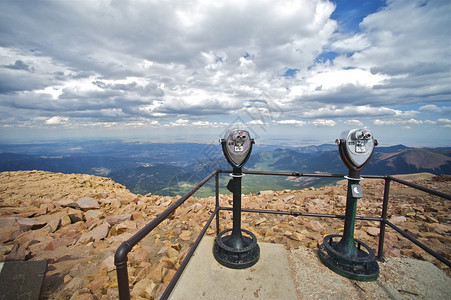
[0,171,449,299]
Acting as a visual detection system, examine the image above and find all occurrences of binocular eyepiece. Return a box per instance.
[352,130,372,140]
[232,133,247,147]
[221,129,254,170]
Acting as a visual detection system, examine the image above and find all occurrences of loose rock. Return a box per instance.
[0,170,449,299]
[77,197,100,210]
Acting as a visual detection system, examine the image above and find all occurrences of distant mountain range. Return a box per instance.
[246,144,451,176]
[0,141,450,196]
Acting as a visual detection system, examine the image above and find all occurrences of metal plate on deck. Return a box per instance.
[0,260,48,300]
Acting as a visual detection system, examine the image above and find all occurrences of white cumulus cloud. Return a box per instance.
[312,119,336,127]
[45,116,69,125]
[277,120,307,126]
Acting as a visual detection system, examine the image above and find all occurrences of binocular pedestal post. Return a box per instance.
[213,167,260,269]
[318,177,379,281]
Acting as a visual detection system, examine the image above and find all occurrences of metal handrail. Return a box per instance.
[114,170,218,300]
[380,175,451,267]
[114,169,451,300]
[388,175,451,200]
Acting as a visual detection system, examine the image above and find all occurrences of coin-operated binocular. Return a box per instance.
[319,129,379,281]
[222,129,254,171]
[213,129,260,269]
[337,129,377,180]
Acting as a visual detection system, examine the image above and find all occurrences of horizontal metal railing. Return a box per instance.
[114,170,451,300]
[381,175,451,267]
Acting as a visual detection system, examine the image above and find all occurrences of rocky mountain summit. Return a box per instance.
[0,171,450,299]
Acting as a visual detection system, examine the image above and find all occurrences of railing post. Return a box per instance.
[115,242,132,300]
[215,170,220,235]
[377,176,391,261]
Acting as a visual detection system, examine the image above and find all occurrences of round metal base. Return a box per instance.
[318,234,379,281]
[213,229,260,269]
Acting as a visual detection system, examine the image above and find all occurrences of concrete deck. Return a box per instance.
[168,236,451,300]
[169,236,298,299]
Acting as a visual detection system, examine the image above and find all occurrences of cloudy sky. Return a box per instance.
[0,0,450,146]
